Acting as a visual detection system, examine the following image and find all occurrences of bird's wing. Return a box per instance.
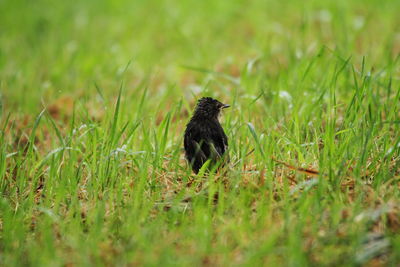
[209,129,227,157]
[185,131,206,159]
[209,142,222,159]
[185,122,227,162]
[193,140,208,162]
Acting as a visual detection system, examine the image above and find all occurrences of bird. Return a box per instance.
[184,97,230,174]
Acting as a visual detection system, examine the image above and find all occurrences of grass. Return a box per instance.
[1,0,400,266]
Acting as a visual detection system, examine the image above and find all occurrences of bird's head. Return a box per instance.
[193,97,230,119]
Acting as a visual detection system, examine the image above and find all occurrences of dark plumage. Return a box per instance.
[184,97,230,173]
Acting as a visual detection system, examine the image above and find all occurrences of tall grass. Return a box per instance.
[0,0,399,265]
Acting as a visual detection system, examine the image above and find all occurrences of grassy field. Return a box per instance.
[1,0,400,266]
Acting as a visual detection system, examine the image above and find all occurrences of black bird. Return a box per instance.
[184,97,230,174]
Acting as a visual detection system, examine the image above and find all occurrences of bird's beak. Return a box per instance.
[222,104,230,109]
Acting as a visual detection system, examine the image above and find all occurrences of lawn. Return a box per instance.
[0,0,399,266]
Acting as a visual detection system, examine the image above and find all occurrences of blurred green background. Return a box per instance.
[1,0,399,111]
